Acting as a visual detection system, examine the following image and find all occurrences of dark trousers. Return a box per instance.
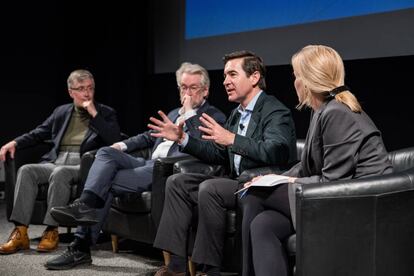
[153,172,239,267]
[241,183,294,276]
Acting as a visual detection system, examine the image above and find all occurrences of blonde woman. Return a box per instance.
[241,45,393,276]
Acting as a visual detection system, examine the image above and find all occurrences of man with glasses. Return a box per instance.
[0,69,121,255]
[45,62,226,270]
[149,51,297,276]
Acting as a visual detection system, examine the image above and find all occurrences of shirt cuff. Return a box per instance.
[183,109,197,120]
[115,142,128,151]
[178,133,189,147]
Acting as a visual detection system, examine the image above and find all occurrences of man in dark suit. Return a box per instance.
[0,69,121,254]
[46,62,226,270]
[148,51,297,276]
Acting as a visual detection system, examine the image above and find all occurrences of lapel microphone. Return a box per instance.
[239,124,245,131]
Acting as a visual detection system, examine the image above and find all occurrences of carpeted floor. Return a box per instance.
[0,200,163,276]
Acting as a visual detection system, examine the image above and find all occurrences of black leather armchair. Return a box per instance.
[76,147,197,250]
[4,142,82,228]
[174,141,414,275]
[293,148,414,276]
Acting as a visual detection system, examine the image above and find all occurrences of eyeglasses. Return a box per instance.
[70,85,95,93]
[178,85,203,94]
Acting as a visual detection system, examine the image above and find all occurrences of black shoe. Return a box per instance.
[50,201,98,226]
[44,241,92,270]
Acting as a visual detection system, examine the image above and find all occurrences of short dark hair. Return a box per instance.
[223,50,266,90]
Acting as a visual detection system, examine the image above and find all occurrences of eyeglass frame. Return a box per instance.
[177,84,204,94]
[69,85,95,93]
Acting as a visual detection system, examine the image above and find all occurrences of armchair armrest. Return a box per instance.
[295,168,414,276]
[78,149,98,196]
[151,155,197,228]
[4,142,52,220]
[173,159,225,176]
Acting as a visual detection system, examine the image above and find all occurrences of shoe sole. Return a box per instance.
[50,209,98,226]
[44,259,92,270]
[0,247,30,255]
[37,246,58,253]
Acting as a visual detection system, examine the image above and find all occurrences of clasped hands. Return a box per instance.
[148,111,235,146]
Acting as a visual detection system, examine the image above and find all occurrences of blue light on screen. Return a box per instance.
[185,0,414,39]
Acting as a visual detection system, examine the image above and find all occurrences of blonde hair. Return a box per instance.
[291,45,361,112]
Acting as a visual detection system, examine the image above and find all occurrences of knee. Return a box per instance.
[16,164,41,183]
[165,173,185,194]
[198,180,217,203]
[17,164,34,177]
[250,214,271,239]
[96,146,116,159]
[49,167,74,185]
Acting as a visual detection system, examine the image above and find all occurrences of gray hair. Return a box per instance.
[176,62,210,88]
[67,69,95,89]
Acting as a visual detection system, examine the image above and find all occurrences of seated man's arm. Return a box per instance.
[88,104,121,145]
[185,104,227,139]
[231,105,295,166]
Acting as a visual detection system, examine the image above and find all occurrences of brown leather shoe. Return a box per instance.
[154,266,185,276]
[37,228,59,252]
[0,226,30,254]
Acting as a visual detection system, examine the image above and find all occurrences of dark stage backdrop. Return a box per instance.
[0,1,150,144]
[0,1,412,154]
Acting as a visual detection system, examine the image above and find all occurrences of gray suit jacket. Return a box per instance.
[183,92,297,177]
[123,101,226,157]
[286,99,393,227]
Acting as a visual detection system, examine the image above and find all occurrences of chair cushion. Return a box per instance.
[111,191,151,213]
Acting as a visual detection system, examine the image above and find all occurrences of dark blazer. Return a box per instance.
[286,99,393,184]
[14,102,121,162]
[286,99,393,227]
[123,101,226,157]
[183,92,297,177]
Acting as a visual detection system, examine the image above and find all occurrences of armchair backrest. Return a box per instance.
[387,146,414,172]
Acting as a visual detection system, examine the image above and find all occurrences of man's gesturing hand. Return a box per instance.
[199,113,235,146]
[148,111,185,142]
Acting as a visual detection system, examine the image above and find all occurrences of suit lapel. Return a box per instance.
[227,110,240,174]
[228,109,241,134]
[83,125,95,145]
[197,101,209,115]
[245,93,265,138]
[303,102,328,174]
[245,112,258,138]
